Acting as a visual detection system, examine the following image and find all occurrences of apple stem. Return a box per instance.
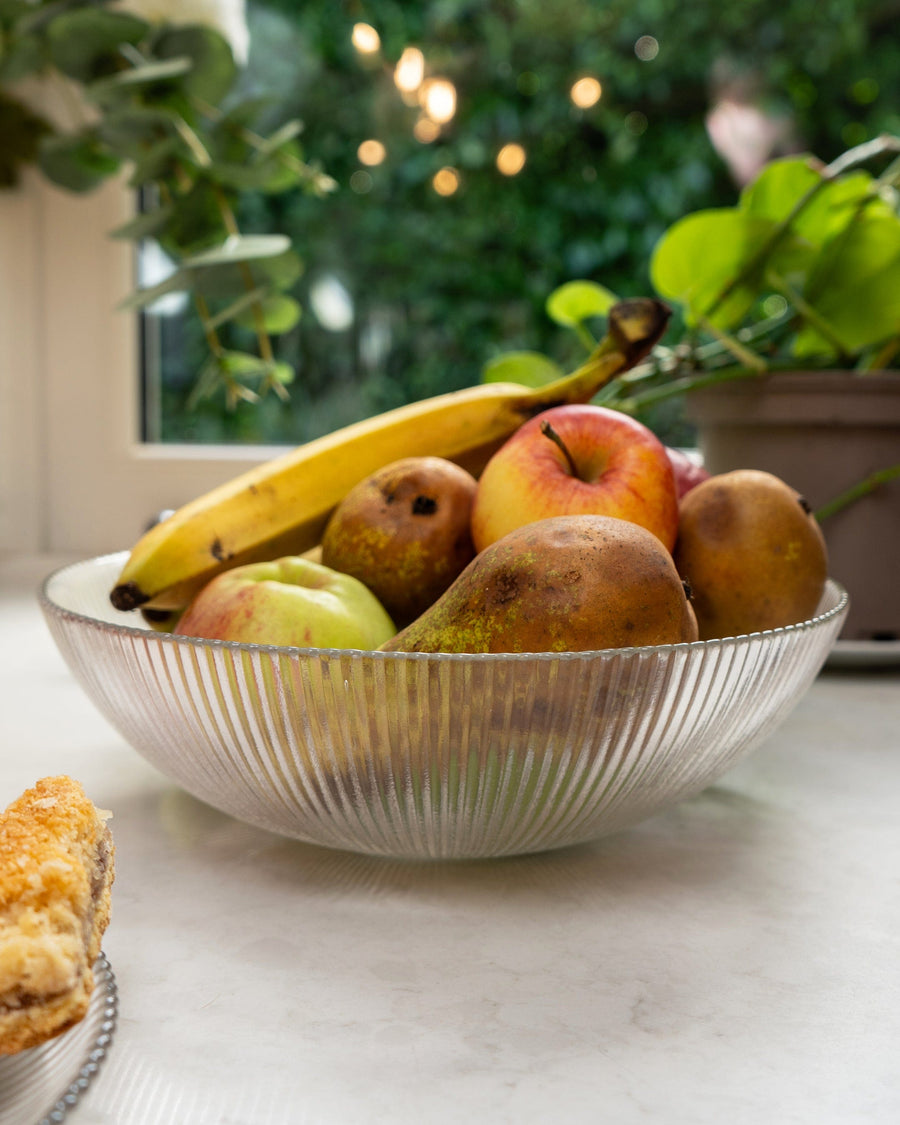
[540,420,580,479]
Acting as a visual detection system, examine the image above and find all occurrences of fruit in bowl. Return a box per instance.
[321,456,477,628]
[470,403,679,553]
[108,298,673,616]
[34,295,850,859]
[666,446,711,499]
[382,514,698,654]
[673,469,828,640]
[173,556,396,649]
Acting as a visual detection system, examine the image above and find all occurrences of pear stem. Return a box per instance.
[540,420,580,478]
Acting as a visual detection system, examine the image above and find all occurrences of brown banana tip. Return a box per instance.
[109,582,150,611]
[608,298,672,363]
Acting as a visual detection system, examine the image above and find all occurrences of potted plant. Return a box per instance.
[486,136,900,647]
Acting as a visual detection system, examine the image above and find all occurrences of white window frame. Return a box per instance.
[0,172,287,558]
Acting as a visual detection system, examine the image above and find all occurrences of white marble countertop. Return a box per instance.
[1,554,899,1125]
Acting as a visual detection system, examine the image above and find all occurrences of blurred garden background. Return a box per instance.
[147,0,900,447]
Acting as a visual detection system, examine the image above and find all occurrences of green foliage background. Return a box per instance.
[155,0,900,446]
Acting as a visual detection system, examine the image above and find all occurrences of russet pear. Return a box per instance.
[321,456,477,628]
[381,514,698,654]
[673,469,828,640]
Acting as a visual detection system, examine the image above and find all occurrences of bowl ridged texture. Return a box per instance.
[41,555,847,859]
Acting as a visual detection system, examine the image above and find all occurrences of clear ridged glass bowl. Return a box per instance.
[41,553,848,859]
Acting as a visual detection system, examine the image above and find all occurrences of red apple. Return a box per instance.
[470,404,679,553]
[666,446,711,500]
[173,556,396,649]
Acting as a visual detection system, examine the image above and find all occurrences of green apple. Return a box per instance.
[173,556,396,649]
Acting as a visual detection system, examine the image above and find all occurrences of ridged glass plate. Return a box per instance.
[41,554,848,859]
[0,954,117,1125]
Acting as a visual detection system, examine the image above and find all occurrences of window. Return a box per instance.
[0,175,274,557]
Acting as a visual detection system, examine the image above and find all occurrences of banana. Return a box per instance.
[110,298,670,612]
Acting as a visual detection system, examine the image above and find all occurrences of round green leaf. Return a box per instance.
[47,9,149,82]
[742,156,880,248]
[211,156,302,194]
[87,57,194,106]
[118,270,188,311]
[740,156,821,221]
[545,280,618,327]
[96,107,176,156]
[482,351,565,388]
[270,361,295,386]
[155,181,227,257]
[37,132,119,193]
[216,354,294,387]
[235,294,302,334]
[151,25,238,105]
[219,351,272,378]
[795,214,900,356]
[651,208,786,329]
[183,235,292,269]
[190,248,304,300]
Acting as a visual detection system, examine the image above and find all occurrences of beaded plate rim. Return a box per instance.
[0,953,118,1125]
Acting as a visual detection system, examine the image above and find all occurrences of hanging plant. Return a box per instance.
[0,0,336,406]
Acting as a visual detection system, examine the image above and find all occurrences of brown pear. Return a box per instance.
[321,456,477,627]
[381,514,698,654]
[673,469,828,640]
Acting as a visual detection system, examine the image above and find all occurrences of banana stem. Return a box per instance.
[536,299,671,404]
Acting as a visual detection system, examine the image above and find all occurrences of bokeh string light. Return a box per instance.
[496,143,527,175]
[420,77,457,124]
[351,22,380,54]
[432,167,460,195]
[357,139,386,166]
[570,76,602,108]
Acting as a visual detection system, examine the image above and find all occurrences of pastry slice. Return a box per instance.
[0,776,115,1055]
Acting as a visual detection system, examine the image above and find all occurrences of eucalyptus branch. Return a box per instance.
[191,94,338,195]
[0,2,335,407]
[193,290,225,359]
[171,115,212,167]
[205,286,271,330]
[210,182,277,373]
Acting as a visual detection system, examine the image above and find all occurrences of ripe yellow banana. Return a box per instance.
[110,298,670,613]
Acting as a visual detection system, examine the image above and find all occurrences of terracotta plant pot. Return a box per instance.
[687,371,900,643]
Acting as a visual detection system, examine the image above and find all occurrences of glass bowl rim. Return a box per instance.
[40,551,850,665]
